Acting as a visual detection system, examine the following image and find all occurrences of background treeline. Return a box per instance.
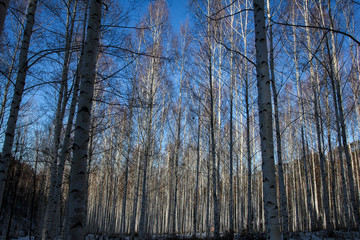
[0,0,359,239]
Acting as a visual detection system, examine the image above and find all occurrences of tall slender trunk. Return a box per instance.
[154,99,167,236]
[42,2,76,238]
[209,39,220,240]
[324,86,338,228]
[252,0,281,239]
[172,56,184,238]
[229,21,235,237]
[67,0,102,238]
[5,160,22,240]
[327,11,360,229]
[0,0,38,209]
[267,1,288,237]
[130,149,141,240]
[120,33,143,236]
[206,1,220,237]
[193,103,201,237]
[245,50,252,233]
[0,23,24,134]
[291,3,314,230]
[55,57,81,240]
[303,0,323,229]
[54,1,82,233]
[138,85,155,239]
[167,152,173,234]
[206,152,210,238]
[120,109,133,235]
[312,74,331,230]
[29,138,39,240]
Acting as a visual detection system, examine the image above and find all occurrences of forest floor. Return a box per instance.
[5,231,360,240]
[287,230,360,240]
[82,230,360,240]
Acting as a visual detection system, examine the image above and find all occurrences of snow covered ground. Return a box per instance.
[6,231,360,239]
[288,230,360,240]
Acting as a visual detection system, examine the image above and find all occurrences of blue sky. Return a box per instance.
[126,0,189,33]
[167,0,189,32]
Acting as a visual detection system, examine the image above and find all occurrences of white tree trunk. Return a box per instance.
[67,0,102,238]
[292,8,314,228]
[252,0,281,239]
[120,105,134,235]
[206,1,220,236]
[130,149,142,240]
[193,102,201,237]
[42,3,76,238]
[229,25,235,237]
[0,0,38,210]
[328,20,360,230]
[267,1,288,236]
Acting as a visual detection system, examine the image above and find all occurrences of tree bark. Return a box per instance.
[130,149,142,240]
[193,102,201,237]
[327,12,360,229]
[267,1,288,237]
[207,2,220,236]
[229,20,234,237]
[245,43,252,234]
[42,2,76,238]
[252,0,281,239]
[67,0,102,238]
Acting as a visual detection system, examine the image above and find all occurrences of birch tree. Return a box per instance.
[266,1,288,237]
[326,1,360,230]
[67,0,102,238]
[0,0,38,210]
[207,1,220,236]
[227,2,235,235]
[138,1,169,237]
[42,2,77,238]
[252,0,281,238]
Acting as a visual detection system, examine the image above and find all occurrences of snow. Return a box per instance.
[6,231,360,240]
[288,230,360,240]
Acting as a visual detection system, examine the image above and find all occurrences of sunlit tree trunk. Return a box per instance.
[252,0,281,239]
[327,7,360,229]
[130,147,142,240]
[67,0,102,238]
[120,33,144,236]
[313,72,331,230]
[228,7,235,235]
[205,1,220,237]
[245,30,252,235]
[206,148,210,237]
[324,85,338,228]
[193,102,201,237]
[138,49,156,240]
[302,0,320,229]
[172,24,188,236]
[266,1,288,237]
[56,5,87,237]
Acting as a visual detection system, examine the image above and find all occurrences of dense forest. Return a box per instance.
[0,0,359,239]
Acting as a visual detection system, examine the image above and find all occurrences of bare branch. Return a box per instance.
[271,19,360,46]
